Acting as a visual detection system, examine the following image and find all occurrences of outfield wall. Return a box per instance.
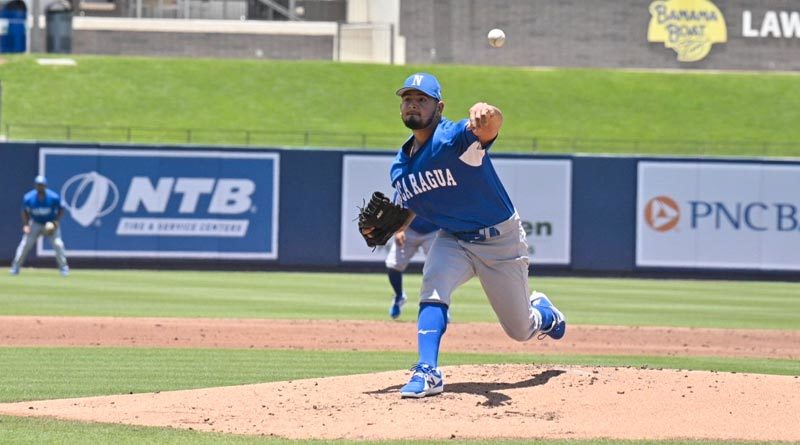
[2,142,799,279]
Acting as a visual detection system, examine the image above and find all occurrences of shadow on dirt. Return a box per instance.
[365,369,566,406]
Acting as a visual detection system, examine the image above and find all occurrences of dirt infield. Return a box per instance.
[0,316,798,441]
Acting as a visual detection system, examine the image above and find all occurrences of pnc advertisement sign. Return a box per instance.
[637,161,800,270]
[38,148,280,259]
[647,0,727,62]
[340,155,571,265]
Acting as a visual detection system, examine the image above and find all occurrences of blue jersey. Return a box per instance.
[408,216,438,235]
[390,117,514,233]
[23,189,63,224]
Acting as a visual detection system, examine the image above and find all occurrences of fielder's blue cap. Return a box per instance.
[396,72,442,101]
[34,175,47,185]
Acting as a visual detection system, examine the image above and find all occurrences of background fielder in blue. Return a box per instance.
[10,175,69,276]
[385,216,439,319]
[390,73,566,398]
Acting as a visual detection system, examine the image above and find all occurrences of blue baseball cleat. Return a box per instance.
[531,292,566,340]
[389,293,407,319]
[9,267,19,276]
[400,363,444,398]
[59,266,69,277]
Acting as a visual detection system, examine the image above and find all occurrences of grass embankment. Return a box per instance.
[1,56,798,155]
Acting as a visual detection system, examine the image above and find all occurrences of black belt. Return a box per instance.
[451,226,500,242]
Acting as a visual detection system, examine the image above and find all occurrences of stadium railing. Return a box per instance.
[3,123,798,156]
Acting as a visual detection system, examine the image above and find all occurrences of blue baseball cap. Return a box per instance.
[34,175,47,185]
[396,73,442,101]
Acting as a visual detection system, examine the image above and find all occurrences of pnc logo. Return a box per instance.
[644,196,680,232]
[647,0,727,62]
[61,172,120,227]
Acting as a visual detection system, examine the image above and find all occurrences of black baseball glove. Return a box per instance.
[357,191,410,248]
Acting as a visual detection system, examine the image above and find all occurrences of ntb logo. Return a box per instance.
[40,148,279,259]
[644,195,800,232]
[61,172,120,227]
[62,172,256,230]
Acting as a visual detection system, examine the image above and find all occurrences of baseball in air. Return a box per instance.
[487,28,505,48]
[44,221,55,234]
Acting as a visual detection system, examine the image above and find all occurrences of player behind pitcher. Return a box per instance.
[385,216,439,319]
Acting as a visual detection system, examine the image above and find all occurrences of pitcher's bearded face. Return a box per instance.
[401,92,441,130]
[403,113,436,130]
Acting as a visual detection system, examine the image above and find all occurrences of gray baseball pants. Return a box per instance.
[11,222,68,270]
[419,213,540,341]
[385,227,438,272]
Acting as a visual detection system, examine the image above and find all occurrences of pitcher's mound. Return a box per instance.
[1,364,798,441]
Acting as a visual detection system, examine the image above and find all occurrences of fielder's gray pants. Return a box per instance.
[419,214,539,342]
[11,222,68,270]
[385,227,438,272]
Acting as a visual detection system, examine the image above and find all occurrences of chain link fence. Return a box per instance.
[4,123,799,156]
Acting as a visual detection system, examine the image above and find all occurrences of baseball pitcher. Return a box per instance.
[359,72,567,398]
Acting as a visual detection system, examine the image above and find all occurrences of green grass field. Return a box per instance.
[3,416,778,445]
[3,269,800,329]
[1,55,799,156]
[0,269,798,444]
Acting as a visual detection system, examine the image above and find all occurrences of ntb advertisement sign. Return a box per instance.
[340,155,571,265]
[637,161,800,270]
[39,148,279,259]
